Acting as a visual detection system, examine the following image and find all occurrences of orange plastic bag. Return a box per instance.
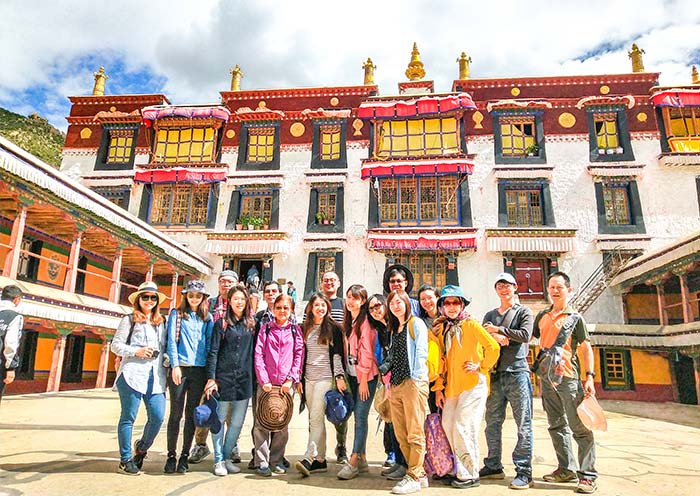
[577,395,607,432]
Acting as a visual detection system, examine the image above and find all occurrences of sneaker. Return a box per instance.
[248,459,258,470]
[231,453,242,463]
[189,444,211,464]
[335,444,348,464]
[543,468,577,483]
[479,466,505,480]
[384,452,396,467]
[510,474,534,490]
[451,478,481,489]
[439,475,456,486]
[132,440,147,470]
[419,476,429,488]
[176,454,189,474]
[391,475,422,494]
[576,479,597,494]
[382,464,399,477]
[257,465,272,477]
[213,461,228,476]
[272,463,287,474]
[163,454,177,474]
[118,459,141,476]
[225,459,241,474]
[358,458,369,473]
[296,459,312,477]
[282,457,290,468]
[337,463,359,480]
[387,465,408,481]
[310,459,327,473]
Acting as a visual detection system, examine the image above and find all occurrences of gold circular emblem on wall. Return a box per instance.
[636,112,648,122]
[511,87,521,96]
[258,100,267,108]
[599,85,610,94]
[290,122,306,137]
[109,106,117,112]
[226,129,236,139]
[330,97,339,106]
[558,112,576,128]
[80,127,92,139]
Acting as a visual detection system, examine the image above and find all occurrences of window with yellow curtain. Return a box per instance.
[320,124,341,161]
[246,127,275,163]
[376,117,459,158]
[378,176,460,226]
[106,129,134,163]
[150,183,210,226]
[153,127,216,163]
[665,107,700,138]
[500,117,536,156]
[594,113,620,150]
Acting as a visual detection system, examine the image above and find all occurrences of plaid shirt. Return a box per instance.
[210,295,228,323]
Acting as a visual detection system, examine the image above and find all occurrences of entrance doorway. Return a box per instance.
[237,259,272,291]
[672,353,698,405]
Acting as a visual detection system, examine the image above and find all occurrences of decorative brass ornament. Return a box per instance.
[405,42,426,81]
[599,85,610,95]
[352,118,363,136]
[636,112,648,122]
[230,64,243,91]
[628,44,645,73]
[472,111,484,129]
[558,112,576,128]
[363,58,376,85]
[511,87,520,96]
[290,122,305,137]
[258,100,266,108]
[226,129,236,139]
[457,52,471,79]
[92,67,108,96]
[109,106,117,112]
[330,97,339,106]
[80,127,92,139]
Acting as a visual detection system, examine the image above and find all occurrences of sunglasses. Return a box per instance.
[389,278,406,284]
[140,294,159,302]
[369,304,384,312]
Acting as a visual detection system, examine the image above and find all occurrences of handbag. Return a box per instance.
[373,382,392,423]
[423,410,455,477]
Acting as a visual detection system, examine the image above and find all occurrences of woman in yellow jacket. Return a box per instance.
[434,285,500,489]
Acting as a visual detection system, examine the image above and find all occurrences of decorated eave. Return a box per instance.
[650,87,700,107]
[360,155,474,180]
[233,106,285,122]
[68,94,170,106]
[92,109,142,124]
[134,168,227,184]
[486,100,553,113]
[141,105,231,127]
[452,72,661,93]
[357,93,476,120]
[0,136,212,276]
[485,228,577,253]
[220,85,378,103]
[204,231,289,255]
[367,228,477,252]
[590,322,700,350]
[301,108,352,120]
[575,95,636,109]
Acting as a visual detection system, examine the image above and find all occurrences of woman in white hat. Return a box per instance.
[164,279,214,474]
[111,281,168,476]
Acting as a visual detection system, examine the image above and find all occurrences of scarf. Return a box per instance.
[436,305,472,356]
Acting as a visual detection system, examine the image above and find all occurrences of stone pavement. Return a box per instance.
[1,389,699,496]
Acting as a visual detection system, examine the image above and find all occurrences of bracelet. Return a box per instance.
[585,371,596,378]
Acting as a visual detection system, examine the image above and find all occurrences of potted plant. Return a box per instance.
[262,218,269,230]
[251,216,264,230]
[315,211,326,224]
[236,214,249,230]
[525,143,539,157]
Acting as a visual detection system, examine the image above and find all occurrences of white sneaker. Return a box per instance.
[225,459,241,474]
[419,476,429,488]
[214,461,227,476]
[392,475,422,494]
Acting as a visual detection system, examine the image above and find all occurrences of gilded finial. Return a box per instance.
[692,66,699,84]
[628,44,645,73]
[92,67,108,96]
[363,58,376,85]
[457,52,472,80]
[230,65,244,91]
[405,42,426,81]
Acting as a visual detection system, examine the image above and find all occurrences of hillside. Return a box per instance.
[0,107,65,168]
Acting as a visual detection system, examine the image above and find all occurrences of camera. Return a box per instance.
[378,349,394,375]
[151,349,160,359]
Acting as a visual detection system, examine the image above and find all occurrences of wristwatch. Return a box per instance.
[585,371,596,378]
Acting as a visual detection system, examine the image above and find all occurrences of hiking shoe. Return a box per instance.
[479,466,505,480]
[543,468,577,483]
[257,465,272,477]
[282,457,290,468]
[392,475,422,494]
[576,479,597,494]
[335,444,348,464]
[296,459,312,477]
[387,465,408,481]
[337,463,359,480]
[225,459,241,474]
[118,459,141,476]
[132,440,147,470]
[213,461,227,476]
[163,454,177,474]
[358,458,369,473]
[272,463,287,474]
[176,454,189,474]
[384,452,396,467]
[510,474,534,490]
[309,459,327,473]
[189,444,211,464]
[451,478,481,489]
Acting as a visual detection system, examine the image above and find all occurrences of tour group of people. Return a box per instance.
[109,265,599,494]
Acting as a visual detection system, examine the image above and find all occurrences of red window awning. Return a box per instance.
[134,169,227,184]
[361,158,474,179]
[651,90,700,107]
[358,93,476,119]
[367,232,476,251]
[141,106,231,127]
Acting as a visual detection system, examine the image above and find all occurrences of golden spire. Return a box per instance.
[363,57,376,85]
[230,65,244,91]
[628,44,645,73]
[457,52,472,80]
[692,66,699,84]
[92,67,108,96]
[405,42,426,81]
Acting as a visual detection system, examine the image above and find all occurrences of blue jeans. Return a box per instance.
[116,373,166,462]
[484,371,533,477]
[348,375,378,455]
[212,398,249,463]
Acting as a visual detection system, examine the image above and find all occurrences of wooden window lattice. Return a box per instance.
[505,188,543,226]
[602,184,631,225]
[317,255,336,290]
[379,176,459,226]
[594,113,620,150]
[666,107,700,138]
[240,192,273,221]
[393,253,447,294]
[500,116,536,156]
[318,192,337,222]
[320,124,341,161]
[150,183,209,226]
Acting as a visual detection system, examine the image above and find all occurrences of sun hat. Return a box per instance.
[193,394,222,434]
[494,272,518,287]
[218,270,238,282]
[436,285,471,308]
[128,281,168,305]
[256,386,294,432]
[383,263,415,294]
[181,279,210,297]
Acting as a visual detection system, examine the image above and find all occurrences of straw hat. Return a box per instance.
[256,386,294,432]
[128,281,168,305]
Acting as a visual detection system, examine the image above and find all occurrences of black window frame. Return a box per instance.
[497,179,555,227]
[141,182,219,229]
[594,179,645,234]
[236,122,281,171]
[311,120,348,169]
[304,251,344,300]
[92,186,131,210]
[95,124,139,171]
[307,184,345,233]
[586,106,635,162]
[492,110,547,165]
[225,187,280,230]
[600,348,634,391]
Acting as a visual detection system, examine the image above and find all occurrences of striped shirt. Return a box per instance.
[305,325,344,381]
[329,297,344,326]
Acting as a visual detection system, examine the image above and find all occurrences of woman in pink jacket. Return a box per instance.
[337,284,379,480]
[253,294,305,476]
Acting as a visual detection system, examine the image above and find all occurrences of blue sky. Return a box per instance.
[1,0,698,132]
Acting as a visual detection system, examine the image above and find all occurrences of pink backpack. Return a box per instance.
[423,411,455,477]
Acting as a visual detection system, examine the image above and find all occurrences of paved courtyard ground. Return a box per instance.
[1,389,699,495]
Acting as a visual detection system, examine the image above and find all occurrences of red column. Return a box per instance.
[145,263,154,283]
[46,334,67,393]
[63,231,84,292]
[95,340,110,388]
[169,272,180,310]
[109,248,124,303]
[2,203,29,278]
[655,283,668,325]
[678,274,692,324]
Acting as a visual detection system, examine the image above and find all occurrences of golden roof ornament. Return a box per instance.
[405,42,426,81]
[628,44,645,73]
[692,66,699,84]
[230,65,244,91]
[92,67,108,96]
[363,57,376,85]
[457,52,472,79]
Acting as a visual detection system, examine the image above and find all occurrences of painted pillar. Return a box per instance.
[46,334,67,393]
[678,274,692,323]
[63,230,84,293]
[655,283,668,325]
[145,263,155,283]
[2,203,29,278]
[170,271,180,310]
[694,356,700,406]
[109,248,124,303]
[95,340,111,388]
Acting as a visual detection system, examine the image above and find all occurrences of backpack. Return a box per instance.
[423,411,455,477]
[325,389,354,425]
[0,309,21,370]
[531,312,581,386]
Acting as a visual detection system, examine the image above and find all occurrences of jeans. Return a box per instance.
[166,366,207,456]
[348,375,378,456]
[212,398,249,463]
[116,373,166,462]
[483,371,533,477]
[541,376,597,481]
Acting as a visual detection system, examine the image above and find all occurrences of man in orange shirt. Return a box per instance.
[533,272,597,494]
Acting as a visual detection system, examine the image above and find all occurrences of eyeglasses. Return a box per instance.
[322,278,338,283]
[369,304,383,312]
[264,289,278,294]
[442,300,462,307]
[389,278,406,284]
[140,294,159,302]
[186,292,204,298]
